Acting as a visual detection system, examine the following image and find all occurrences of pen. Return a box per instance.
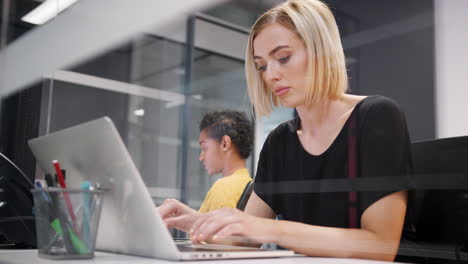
[44,174,55,187]
[53,160,67,188]
[34,180,51,203]
[52,160,78,232]
[50,218,89,254]
[54,169,66,187]
[49,194,76,254]
[80,181,92,246]
[33,180,61,253]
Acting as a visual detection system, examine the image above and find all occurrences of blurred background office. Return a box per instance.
[0,0,467,260]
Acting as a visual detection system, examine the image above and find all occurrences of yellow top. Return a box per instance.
[198,168,252,213]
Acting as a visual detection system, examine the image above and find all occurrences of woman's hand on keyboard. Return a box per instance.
[189,208,276,246]
[158,198,201,233]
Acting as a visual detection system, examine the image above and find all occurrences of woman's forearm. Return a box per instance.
[188,196,404,262]
[204,217,400,261]
[271,220,400,261]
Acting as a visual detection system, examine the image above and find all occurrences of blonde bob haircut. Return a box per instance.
[245,0,348,117]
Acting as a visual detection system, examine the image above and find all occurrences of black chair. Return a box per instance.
[236,180,254,211]
[398,136,468,262]
[0,152,36,248]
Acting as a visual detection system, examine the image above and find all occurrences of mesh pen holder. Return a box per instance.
[31,188,105,259]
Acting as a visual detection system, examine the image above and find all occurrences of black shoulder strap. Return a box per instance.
[348,112,358,228]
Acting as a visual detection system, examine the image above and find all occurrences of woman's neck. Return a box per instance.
[295,94,355,136]
[296,97,333,134]
[221,158,246,177]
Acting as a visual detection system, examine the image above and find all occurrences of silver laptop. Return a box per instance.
[28,117,294,260]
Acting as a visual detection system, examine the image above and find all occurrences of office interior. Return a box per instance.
[0,0,467,263]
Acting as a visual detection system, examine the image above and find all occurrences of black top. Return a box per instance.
[254,95,412,228]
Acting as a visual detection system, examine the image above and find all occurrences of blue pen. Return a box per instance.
[34,181,73,252]
[80,181,92,246]
[34,180,51,203]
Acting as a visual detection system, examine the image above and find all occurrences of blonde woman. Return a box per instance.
[159,0,412,261]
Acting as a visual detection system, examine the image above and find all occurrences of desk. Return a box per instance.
[0,250,399,264]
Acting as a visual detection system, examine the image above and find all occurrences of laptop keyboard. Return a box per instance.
[177,243,266,252]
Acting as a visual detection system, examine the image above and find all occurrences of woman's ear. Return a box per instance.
[221,135,232,151]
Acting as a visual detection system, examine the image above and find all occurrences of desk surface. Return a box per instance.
[0,250,400,264]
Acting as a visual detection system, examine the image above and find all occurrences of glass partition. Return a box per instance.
[38,14,254,208]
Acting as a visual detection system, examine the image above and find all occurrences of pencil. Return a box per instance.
[53,160,78,232]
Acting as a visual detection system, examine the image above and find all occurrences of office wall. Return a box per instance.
[332,0,435,142]
[434,0,468,138]
[355,26,435,141]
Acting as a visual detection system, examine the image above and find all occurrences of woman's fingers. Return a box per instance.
[213,223,243,241]
[190,208,230,235]
[219,222,272,245]
[158,199,179,219]
[192,214,239,242]
[165,213,198,232]
[164,214,184,228]
[158,198,195,219]
[158,199,200,233]
[188,208,274,246]
[190,210,214,235]
[190,208,244,243]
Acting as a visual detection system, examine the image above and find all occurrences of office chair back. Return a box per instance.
[0,152,36,248]
[237,180,254,211]
[410,136,468,243]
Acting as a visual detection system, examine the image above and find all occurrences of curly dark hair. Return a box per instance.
[199,110,253,159]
